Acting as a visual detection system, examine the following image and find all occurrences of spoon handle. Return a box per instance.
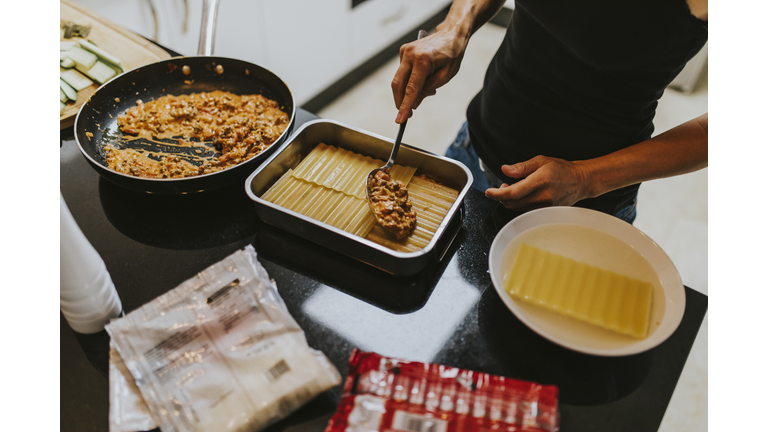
[386,119,407,168]
[386,30,427,169]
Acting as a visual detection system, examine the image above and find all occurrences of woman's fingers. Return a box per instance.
[485,176,540,202]
[391,56,414,112]
[484,155,590,211]
[394,51,435,123]
[501,156,548,179]
[392,30,467,123]
[486,181,552,211]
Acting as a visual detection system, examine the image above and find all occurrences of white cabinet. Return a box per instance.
[348,0,449,68]
[70,0,452,106]
[210,0,266,64]
[259,0,349,106]
[151,0,200,57]
[70,0,162,47]
[259,0,450,106]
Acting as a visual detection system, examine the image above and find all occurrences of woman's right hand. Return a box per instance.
[391,27,470,124]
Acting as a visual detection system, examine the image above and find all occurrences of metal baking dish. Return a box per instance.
[245,119,473,276]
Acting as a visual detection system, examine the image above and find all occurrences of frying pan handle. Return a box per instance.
[198,0,221,56]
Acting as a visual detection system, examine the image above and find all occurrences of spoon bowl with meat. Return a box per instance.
[366,169,417,239]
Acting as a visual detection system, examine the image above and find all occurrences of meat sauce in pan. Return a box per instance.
[107,90,288,179]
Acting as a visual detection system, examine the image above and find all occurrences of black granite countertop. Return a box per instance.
[60,109,707,432]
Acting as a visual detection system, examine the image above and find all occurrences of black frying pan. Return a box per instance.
[74,0,294,194]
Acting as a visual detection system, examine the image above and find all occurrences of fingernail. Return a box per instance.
[506,165,517,174]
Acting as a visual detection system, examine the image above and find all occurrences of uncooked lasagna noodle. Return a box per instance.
[260,144,460,252]
[291,143,416,198]
[262,171,377,237]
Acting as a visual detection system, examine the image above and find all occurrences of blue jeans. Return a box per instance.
[445,122,495,191]
[444,122,638,225]
[612,198,638,225]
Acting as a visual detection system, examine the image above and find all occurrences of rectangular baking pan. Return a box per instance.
[245,119,473,276]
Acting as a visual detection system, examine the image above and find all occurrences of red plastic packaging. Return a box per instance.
[325,350,559,432]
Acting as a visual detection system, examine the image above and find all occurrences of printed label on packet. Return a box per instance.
[346,395,387,432]
[207,279,253,334]
[266,359,291,382]
[390,411,448,432]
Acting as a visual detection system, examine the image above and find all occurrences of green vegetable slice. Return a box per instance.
[61,70,93,91]
[69,45,98,70]
[60,41,77,51]
[81,61,117,84]
[78,39,123,72]
[60,78,77,101]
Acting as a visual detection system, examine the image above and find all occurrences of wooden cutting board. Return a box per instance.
[60,0,172,129]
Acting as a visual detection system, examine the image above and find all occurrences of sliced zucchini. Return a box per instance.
[60,58,75,69]
[81,61,117,84]
[60,87,68,102]
[68,45,98,70]
[60,78,78,101]
[60,40,78,51]
[61,69,93,91]
[74,62,89,75]
[60,50,70,61]
[78,39,123,72]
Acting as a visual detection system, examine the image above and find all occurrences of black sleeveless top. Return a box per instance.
[466,0,707,214]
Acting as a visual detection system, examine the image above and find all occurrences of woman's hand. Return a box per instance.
[484,112,708,212]
[390,0,507,123]
[484,111,707,213]
[484,156,593,212]
[391,28,469,124]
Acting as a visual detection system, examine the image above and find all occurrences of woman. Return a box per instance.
[391,0,708,223]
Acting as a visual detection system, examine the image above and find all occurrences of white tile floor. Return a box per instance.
[319,23,708,432]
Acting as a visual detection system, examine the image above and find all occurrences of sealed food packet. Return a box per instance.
[106,245,342,432]
[324,350,559,432]
[109,341,159,432]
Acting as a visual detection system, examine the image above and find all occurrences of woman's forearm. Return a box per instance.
[580,113,708,199]
[437,0,507,42]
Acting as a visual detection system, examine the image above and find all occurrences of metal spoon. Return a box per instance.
[365,29,428,210]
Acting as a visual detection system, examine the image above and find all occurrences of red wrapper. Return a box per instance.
[325,350,559,432]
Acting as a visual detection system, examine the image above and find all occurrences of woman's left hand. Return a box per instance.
[484,155,592,212]
[484,112,708,212]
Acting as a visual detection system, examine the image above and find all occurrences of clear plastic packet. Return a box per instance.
[324,349,560,432]
[109,341,158,432]
[106,245,341,432]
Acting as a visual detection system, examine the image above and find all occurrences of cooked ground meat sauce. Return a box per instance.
[367,169,417,239]
[109,90,289,179]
